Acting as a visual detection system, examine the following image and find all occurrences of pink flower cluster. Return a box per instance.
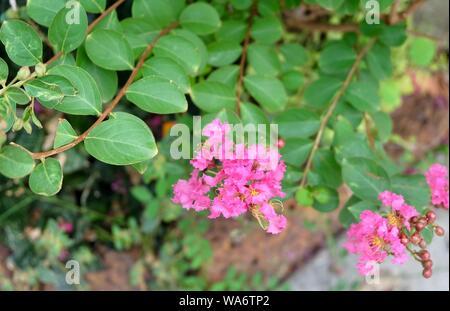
[172,119,287,234]
[425,163,449,209]
[344,192,419,275]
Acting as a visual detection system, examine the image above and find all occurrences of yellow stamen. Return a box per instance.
[387,212,402,228]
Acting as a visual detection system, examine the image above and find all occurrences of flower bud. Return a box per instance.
[17,67,31,80]
[419,240,427,249]
[423,269,432,279]
[35,63,47,77]
[435,226,445,237]
[422,260,433,269]
[426,211,437,224]
[419,250,430,261]
[410,233,421,245]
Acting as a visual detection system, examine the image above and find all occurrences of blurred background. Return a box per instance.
[0,0,449,291]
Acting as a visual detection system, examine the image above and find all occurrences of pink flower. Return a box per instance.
[425,163,449,209]
[172,119,287,234]
[344,210,408,275]
[378,191,419,229]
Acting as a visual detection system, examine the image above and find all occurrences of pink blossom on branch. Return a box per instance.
[425,163,449,209]
[172,119,287,234]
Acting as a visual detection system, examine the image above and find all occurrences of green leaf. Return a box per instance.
[366,42,392,80]
[29,158,63,196]
[95,10,122,32]
[142,57,190,93]
[313,150,342,189]
[409,38,436,67]
[191,81,235,113]
[240,102,268,125]
[244,75,287,113]
[172,29,209,75]
[207,65,239,89]
[347,200,378,222]
[207,40,242,67]
[422,226,434,244]
[154,34,202,76]
[216,20,246,43]
[312,187,340,213]
[391,175,431,213]
[304,77,342,108]
[0,99,16,132]
[54,119,78,149]
[275,108,320,138]
[230,0,252,10]
[282,71,304,92]
[281,138,313,167]
[85,29,134,71]
[132,0,179,28]
[379,23,407,47]
[202,109,240,126]
[47,65,102,116]
[295,187,314,207]
[126,77,188,114]
[371,111,392,142]
[76,45,118,103]
[85,112,158,166]
[280,43,308,68]
[319,42,356,75]
[49,4,88,53]
[4,87,30,105]
[0,57,8,84]
[180,2,221,35]
[25,75,76,103]
[345,80,379,112]
[26,0,67,27]
[342,157,391,202]
[79,0,106,13]
[251,17,283,44]
[0,20,43,66]
[248,44,281,77]
[0,145,35,179]
[121,17,160,57]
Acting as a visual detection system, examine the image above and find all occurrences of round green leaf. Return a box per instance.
[312,187,340,213]
[391,175,431,213]
[126,76,188,114]
[85,29,134,71]
[132,0,179,28]
[25,75,76,103]
[248,44,281,77]
[342,157,391,202]
[47,65,102,116]
[207,65,240,89]
[316,0,345,10]
[275,108,320,138]
[4,87,30,105]
[79,0,106,13]
[49,4,88,53]
[345,80,379,112]
[295,187,314,207]
[29,158,63,196]
[319,42,356,75]
[303,77,342,108]
[85,112,158,166]
[142,57,190,93]
[26,0,67,27]
[281,138,313,167]
[0,20,43,66]
[240,102,268,125]
[230,0,252,10]
[216,20,246,43]
[366,42,392,80]
[282,70,304,92]
[172,29,209,75]
[207,40,242,67]
[280,43,308,68]
[153,34,202,76]
[380,23,407,47]
[121,17,161,58]
[0,145,35,179]
[251,17,283,44]
[409,38,436,67]
[244,75,287,113]
[180,3,221,35]
[191,81,235,113]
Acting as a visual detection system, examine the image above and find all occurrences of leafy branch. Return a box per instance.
[28,22,179,160]
[299,38,376,188]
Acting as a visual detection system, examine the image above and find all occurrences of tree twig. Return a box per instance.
[30,22,179,160]
[236,1,258,116]
[299,39,376,188]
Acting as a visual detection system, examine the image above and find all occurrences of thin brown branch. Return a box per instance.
[86,0,126,33]
[389,0,402,25]
[31,22,179,160]
[398,0,426,22]
[364,113,375,150]
[236,1,258,116]
[299,39,376,188]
